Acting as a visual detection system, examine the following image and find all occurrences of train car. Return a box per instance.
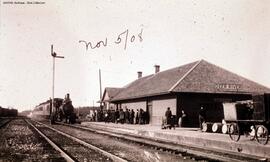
[0,107,18,117]
[8,109,18,117]
[31,98,63,120]
[32,101,50,119]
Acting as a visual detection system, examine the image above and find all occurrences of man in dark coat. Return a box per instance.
[119,109,125,124]
[115,108,119,123]
[139,109,143,124]
[125,108,130,124]
[130,109,135,124]
[165,107,172,125]
[199,107,206,129]
[135,109,139,124]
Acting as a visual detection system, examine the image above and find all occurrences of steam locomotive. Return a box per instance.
[31,94,77,124]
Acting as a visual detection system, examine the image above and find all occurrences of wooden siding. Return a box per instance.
[121,101,147,111]
[151,98,176,125]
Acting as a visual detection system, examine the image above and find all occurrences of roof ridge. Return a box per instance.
[106,87,122,90]
[207,61,270,91]
[168,59,202,92]
[122,74,153,88]
[102,87,123,101]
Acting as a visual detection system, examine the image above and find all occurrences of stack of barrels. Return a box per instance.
[201,121,230,134]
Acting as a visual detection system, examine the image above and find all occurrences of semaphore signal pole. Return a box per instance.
[51,44,64,124]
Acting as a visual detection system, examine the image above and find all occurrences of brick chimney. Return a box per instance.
[137,71,142,78]
[154,65,160,73]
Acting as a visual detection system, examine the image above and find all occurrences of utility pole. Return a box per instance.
[78,107,80,119]
[99,69,102,110]
[51,44,64,124]
[91,100,94,115]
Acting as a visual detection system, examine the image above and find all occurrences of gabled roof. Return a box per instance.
[111,60,270,101]
[170,60,270,93]
[101,87,122,102]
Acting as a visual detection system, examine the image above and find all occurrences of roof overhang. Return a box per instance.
[111,91,172,102]
[111,91,255,102]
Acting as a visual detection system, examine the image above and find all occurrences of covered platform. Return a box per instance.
[81,122,270,159]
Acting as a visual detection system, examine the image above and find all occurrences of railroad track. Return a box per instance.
[0,118,12,128]
[26,119,127,162]
[56,122,267,162]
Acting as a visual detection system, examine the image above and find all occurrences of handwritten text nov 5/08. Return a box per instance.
[79,28,143,51]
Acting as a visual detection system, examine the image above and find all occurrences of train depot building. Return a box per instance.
[101,60,270,127]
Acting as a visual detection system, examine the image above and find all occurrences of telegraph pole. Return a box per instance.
[51,44,64,124]
[99,69,102,110]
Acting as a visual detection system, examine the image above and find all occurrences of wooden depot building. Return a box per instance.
[101,60,270,127]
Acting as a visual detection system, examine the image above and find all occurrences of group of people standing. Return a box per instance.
[164,107,187,128]
[165,106,206,129]
[93,106,207,129]
[103,108,150,125]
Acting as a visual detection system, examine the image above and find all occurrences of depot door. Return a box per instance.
[147,100,152,124]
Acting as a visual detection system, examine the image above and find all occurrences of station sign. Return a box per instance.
[215,83,241,91]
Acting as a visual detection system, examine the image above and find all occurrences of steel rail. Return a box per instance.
[0,119,12,128]
[59,122,267,162]
[25,119,75,162]
[33,120,128,162]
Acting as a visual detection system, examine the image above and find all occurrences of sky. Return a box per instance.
[0,0,269,112]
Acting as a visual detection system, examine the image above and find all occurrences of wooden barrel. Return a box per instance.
[222,124,229,134]
[202,122,212,132]
[212,123,222,133]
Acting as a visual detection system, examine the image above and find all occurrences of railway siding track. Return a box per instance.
[0,118,66,161]
[59,122,267,162]
[0,118,12,128]
[28,119,127,162]
[41,121,192,162]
